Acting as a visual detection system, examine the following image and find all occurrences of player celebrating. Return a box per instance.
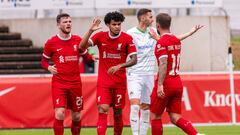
[150,13,204,135]
[79,11,137,135]
[127,8,204,135]
[41,13,94,135]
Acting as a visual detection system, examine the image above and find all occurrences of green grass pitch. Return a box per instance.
[0,126,239,135]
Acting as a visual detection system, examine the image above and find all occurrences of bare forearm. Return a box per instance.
[158,58,167,85]
[177,31,193,41]
[119,54,137,68]
[79,30,93,49]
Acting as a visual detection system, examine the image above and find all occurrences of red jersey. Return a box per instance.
[90,31,137,88]
[43,34,85,87]
[155,33,183,88]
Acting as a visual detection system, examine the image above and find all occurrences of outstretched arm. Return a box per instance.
[79,18,101,49]
[177,25,204,41]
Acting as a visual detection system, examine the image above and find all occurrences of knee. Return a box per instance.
[150,112,161,120]
[169,113,181,124]
[55,108,65,120]
[71,112,81,121]
[113,108,122,115]
[140,103,150,110]
[98,105,109,113]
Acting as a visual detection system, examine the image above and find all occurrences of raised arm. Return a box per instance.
[79,18,102,49]
[177,25,204,41]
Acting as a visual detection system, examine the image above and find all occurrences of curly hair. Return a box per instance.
[104,11,125,24]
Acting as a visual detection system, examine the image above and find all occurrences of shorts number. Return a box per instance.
[169,54,180,76]
[76,96,83,107]
[116,94,122,104]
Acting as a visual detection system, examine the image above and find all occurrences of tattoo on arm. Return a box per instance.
[119,54,137,68]
[158,57,168,85]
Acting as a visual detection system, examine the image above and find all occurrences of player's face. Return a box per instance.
[58,17,72,34]
[143,12,154,27]
[107,20,122,36]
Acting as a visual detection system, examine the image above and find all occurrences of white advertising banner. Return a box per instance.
[0,0,94,10]
[95,0,223,9]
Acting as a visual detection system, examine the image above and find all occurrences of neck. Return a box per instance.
[160,29,170,36]
[59,31,70,39]
[137,22,148,33]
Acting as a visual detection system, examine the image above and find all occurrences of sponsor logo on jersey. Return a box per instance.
[102,43,107,46]
[59,55,65,63]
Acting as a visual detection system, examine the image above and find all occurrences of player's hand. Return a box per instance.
[92,55,99,61]
[190,24,204,34]
[90,18,102,32]
[157,84,165,98]
[149,28,159,40]
[48,65,57,74]
[107,65,121,75]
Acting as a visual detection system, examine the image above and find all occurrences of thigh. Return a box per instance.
[150,85,168,115]
[141,75,154,104]
[96,87,113,105]
[67,86,83,112]
[127,74,142,100]
[166,88,183,114]
[113,88,126,109]
[52,85,67,109]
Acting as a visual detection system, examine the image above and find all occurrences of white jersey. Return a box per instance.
[127,27,157,75]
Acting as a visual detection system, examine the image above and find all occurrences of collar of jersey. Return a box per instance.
[108,31,121,39]
[161,33,173,37]
[57,33,72,41]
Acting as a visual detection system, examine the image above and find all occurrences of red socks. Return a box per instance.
[151,119,163,135]
[71,120,81,135]
[53,119,64,135]
[97,113,108,135]
[114,114,123,135]
[176,118,198,135]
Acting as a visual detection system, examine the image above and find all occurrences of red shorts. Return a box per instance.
[52,84,83,112]
[96,87,126,109]
[150,85,183,115]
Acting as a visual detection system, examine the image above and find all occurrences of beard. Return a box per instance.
[157,30,160,35]
[60,27,71,34]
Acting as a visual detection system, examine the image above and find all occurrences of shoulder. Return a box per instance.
[121,31,133,39]
[71,34,82,41]
[45,35,58,45]
[127,27,136,34]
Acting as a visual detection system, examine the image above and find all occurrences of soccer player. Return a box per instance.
[127,8,204,135]
[79,11,137,135]
[151,13,204,135]
[41,13,94,135]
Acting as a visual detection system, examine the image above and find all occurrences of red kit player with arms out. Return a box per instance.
[150,13,204,135]
[79,11,137,135]
[41,13,94,135]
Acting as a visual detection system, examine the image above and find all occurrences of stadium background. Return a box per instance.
[0,0,240,134]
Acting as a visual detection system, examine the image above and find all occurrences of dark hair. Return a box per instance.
[137,8,152,21]
[104,11,125,24]
[56,13,70,23]
[156,13,171,29]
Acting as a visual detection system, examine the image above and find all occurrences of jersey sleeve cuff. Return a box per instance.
[80,50,88,55]
[42,53,50,59]
[89,39,94,46]
[158,55,168,60]
[128,52,137,57]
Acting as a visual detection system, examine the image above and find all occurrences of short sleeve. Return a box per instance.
[42,40,52,59]
[155,40,168,60]
[126,35,137,56]
[89,32,101,47]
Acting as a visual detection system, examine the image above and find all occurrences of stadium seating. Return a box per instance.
[0,25,48,74]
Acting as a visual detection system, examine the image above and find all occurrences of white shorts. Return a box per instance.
[127,74,154,104]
